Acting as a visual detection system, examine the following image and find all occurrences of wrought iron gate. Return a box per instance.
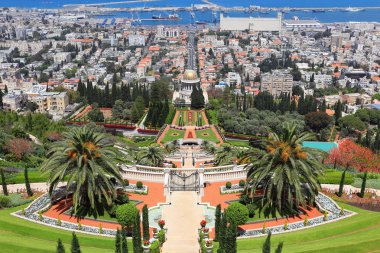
[170,171,199,191]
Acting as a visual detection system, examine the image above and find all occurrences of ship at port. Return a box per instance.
[343,6,365,12]
[152,13,179,20]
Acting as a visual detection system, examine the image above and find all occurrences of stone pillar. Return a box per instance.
[198,165,205,197]
[164,168,170,198]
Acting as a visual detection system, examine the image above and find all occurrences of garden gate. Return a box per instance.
[169,170,200,191]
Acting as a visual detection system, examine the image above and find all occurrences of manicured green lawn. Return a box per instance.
[318,169,354,185]
[0,205,132,253]
[236,202,380,253]
[160,129,185,143]
[175,111,205,126]
[226,140,250,147]
[5,169,49,184]
[196,129,220,143]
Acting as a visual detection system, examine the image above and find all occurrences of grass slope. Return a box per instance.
[0,206,132,253]
[237,203,380,253]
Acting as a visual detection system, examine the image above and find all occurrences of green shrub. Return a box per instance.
[150,240,160,253]
[57,217,61,226]
[116,203,139,229]
[0,195,11,208]
[99,223,103,234]
[247,204,255,218]
[115,194,129,205]
[262,223,266,234]
[284,221,288,230]
[158,229,166,244]
[318,169,354,184]
[239,180,245,187]
[123,179,130,186]
[136,181,143,189]
[304,217,308,226]
[323,211,328,221]
[38,211,42,221]
[8,194,32,207]
[225,182,232,189]
[226,202,249,225]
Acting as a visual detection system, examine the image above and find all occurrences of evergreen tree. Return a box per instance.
[359,171,368,198]
[56,238,65,253]
[338,165,348,197]
[335,100,342,124]
[132,212,142,253]
[111,82,118,105]
[4,84,8,94]
[121,228,128,253]
[142,205,150,241]
[374,131,380,151]
[0,169,8,196]
[71,232,81,253]
[86,81,93,103]
[105,84,111,107]
[0,89,3,108]
[218,212,227,252]
[214,204,221,242]
[290,99,297,113]
[24,167,33,197]
[262,231,271,253]
[25,113,33,132]
[115,229,121,253]
[225,222,237,253]
[320,99,327,112]
[275,242,284,253]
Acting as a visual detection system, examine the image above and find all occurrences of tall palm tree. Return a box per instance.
[137,145,164,167]
[41,125,122,218]
[246,122,325,217]
[214,144,238,166]
[164,140,179,154]
[201,140,216,154]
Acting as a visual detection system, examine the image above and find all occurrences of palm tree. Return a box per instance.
[201,140,216,154]
[214,144,238,166]
[164,140,179,154]
[137,145,164,167]
[246,122,325,217]
[41,125,123,218]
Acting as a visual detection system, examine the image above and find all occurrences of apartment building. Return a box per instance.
[29,92,69,114]
[260,72,293,97]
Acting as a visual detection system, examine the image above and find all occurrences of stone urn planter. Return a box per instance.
[142,242,150,253]
[202,228,209,239]
[205,242,213,253]
[153,228,159,239]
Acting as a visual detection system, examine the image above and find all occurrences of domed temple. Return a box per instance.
[172,69,208,106]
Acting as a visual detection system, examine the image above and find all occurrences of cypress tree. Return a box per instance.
[218,212,227,252]
[338,165,348,197]
[262,231,271,253]
[25,112,33,131]
[335,100,342,124]
[142,205,150,241]
[225,222,237,253]
[374,131,380,151]
[105,84,111,107]
[71,232,81,253]
[115,229,121,253]
[1,169,8,196]
[132,212,142,253]
[275,242,284,253]
[56,238,65,253]
[214,204,221,242]
[24,167,33,197]
[111,82,117,105]
[0,89,3,108]
[359,171,368,198]
[320,99,327,112]
[121,228,128,253]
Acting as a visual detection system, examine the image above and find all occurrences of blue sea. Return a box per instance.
[1,0,380,24]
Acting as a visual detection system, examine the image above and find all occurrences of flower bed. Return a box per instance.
[220,184,245,194]
[237,193,354,238]
[123,184,148,194]
[138,128,160,134]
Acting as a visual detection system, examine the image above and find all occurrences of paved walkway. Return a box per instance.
[162,191,203,253]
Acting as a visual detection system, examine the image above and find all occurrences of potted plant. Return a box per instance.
[205,240,213,253]
[200,220,207,228]
[158,219,165,229]
[202,227,209,239]
[153,228,158,239]
[142,240,150,253]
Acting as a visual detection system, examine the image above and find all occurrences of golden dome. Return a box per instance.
[183,69,198,80]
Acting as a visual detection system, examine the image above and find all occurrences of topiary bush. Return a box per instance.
[158,229,166,244]
[116,203,139,229]
[239,180,245,187]
[247,204,255,218]
[136,181,143,189]
[150,240,160,253]
[115,194,129,205]
[124,179,130,186]
[226,202,249,225]
[225,182,232,189]
[0,195,11,208]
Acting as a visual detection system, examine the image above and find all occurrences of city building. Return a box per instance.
[2,90,27,111]
[128,34,146,46]
[260,71,293,97]
[220,13,282,32]
[157,26,179,38]
[29,92,69,114]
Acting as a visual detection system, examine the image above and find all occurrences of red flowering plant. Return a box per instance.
[158,219,165,228]
[200,220,207,228]
[205,240,213,247]
[143,240,150,246]
[202,227,209,233]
